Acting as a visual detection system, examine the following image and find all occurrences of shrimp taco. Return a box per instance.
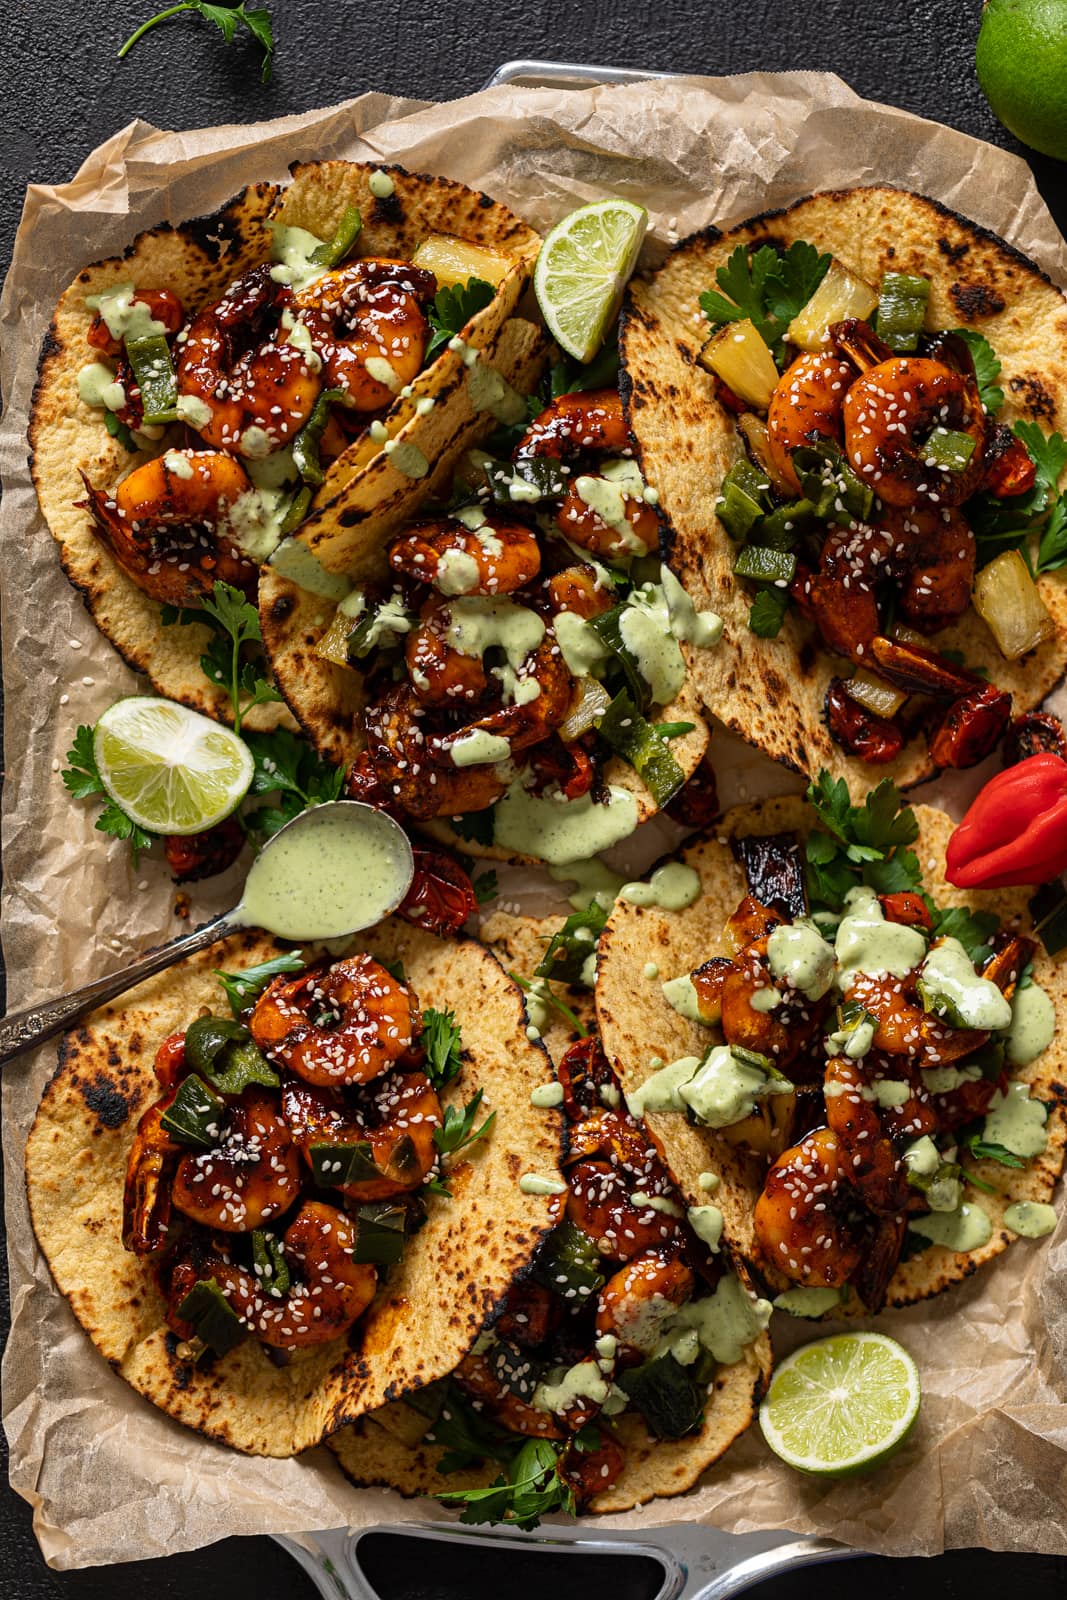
[25,922,562,1456]
[595,781,1067,1316]
[620,186,1067,786]
[29,160,541,724]
[329,1035,772,1519]
[258,378,717,862]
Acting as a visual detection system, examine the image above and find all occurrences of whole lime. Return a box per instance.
[976,0,1067,160]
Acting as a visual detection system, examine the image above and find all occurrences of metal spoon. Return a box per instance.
[0,801,415,1067]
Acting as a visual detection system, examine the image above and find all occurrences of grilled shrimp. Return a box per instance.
[515,389,659,558]
[754,1126,864,1288]
[176,264,321,454]
[294,258,435,411]
[566,1160,683,1260]
[168,1201,377,1350]
[170,1087,304,1233]
[842,355,986,508]
[595,1249,695,1359]
[766,351,856,495]
[823,1053,934,1214]
[388,516,541,597]
[250,954,420,1087]
[81,450,258,606]
[280,1070,442,1200]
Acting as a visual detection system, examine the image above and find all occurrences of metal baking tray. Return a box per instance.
[274,56,856,1600]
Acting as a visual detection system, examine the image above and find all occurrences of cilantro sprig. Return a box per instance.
[242,726,344,841]
[118,3,274,82]
[961,1130,1026,1170]
[214,951,306,1019]
[437,1436,576,1531]
[950,329,1004,415]
[510,972,590,1038]
[61,726,155,863]
[161,581,281,735]
[970,421,1067,569]
[420,1008,465,1090]
[700,241,831,365]
[804,772,921,908]
[434,1088,496,1159]
[426,278,496,359]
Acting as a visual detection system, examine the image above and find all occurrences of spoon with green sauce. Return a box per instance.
[0,801,414,1067]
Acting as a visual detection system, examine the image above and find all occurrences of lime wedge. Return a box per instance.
[93,697,254,836]
[759,1331,920,1477]
[534,198,648,363]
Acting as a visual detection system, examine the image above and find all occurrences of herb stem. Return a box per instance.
[118,3,192,58]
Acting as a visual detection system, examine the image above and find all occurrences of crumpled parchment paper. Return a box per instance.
[2,71,1066,1568]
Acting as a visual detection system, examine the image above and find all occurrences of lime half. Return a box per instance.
[93,697,254,836]
[759,1331,920,1477]
[534,198,648,363]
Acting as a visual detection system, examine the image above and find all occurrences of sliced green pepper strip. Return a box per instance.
[618,1350,711,1439]
[103,409,137,452]
[279,485,313,537]
[309,1140,380,1188]
[792,442,874,525]
[588,605,647,709]
[876,272,930,354]
[733,545,796,584]
[251,1229,291,1298]
[309,205,363,268]
[292,387,355,486]
[597,688,687,808]
[531,1218,606,1300]
[923,427,977,473]
[159,1073,226,1148]
[125,332,179,424]
[715,460,771,541]
[352,1201,408,1265]
[176,1279,247,1357]
[184,1015,279,1094]
[756,499,816,550]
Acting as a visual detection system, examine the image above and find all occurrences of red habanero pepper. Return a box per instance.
[945,753,1067,889]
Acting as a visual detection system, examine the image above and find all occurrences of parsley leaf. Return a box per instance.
[805,772,920,910]
[426,278,496,359]
[118,2,274,83]
[700,241,830,362]
[1015,422,1067,501]
[423,1379,517,1473]
[213,951,306,1019]
[437,1436,575,1531]
[929,905,1000,966]
[61,725,155,863]
[161,581,281,734]
[748,586,789,638]
[950,329,1004,414]
[962,1130,1026,1170]
[1036,495,1067,574]
[242,727,344,841]
[434,1088,496,1159]
[548,338,620,400]
[421,1008,465,1090]
[534,903,607,987]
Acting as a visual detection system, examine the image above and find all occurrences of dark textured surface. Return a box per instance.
[3,1,1067,1595]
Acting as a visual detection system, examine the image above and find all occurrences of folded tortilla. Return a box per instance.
[328,1313,770,1514]
[595,795,1067,1309]
[620,188,1067,786]
[26,921,563,1456]
[29,160,540,724]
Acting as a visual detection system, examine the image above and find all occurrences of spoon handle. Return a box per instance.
[0,913,237,1068]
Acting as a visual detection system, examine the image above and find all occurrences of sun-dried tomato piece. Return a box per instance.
[930,685,1012,770]
[879,891,932,929]
[825,678,904,765]
[164,817,244,883]
[981,425,1038,497]
[398,848,477,936]
[1003,710,1067,766]
[153,1032,187,1090]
